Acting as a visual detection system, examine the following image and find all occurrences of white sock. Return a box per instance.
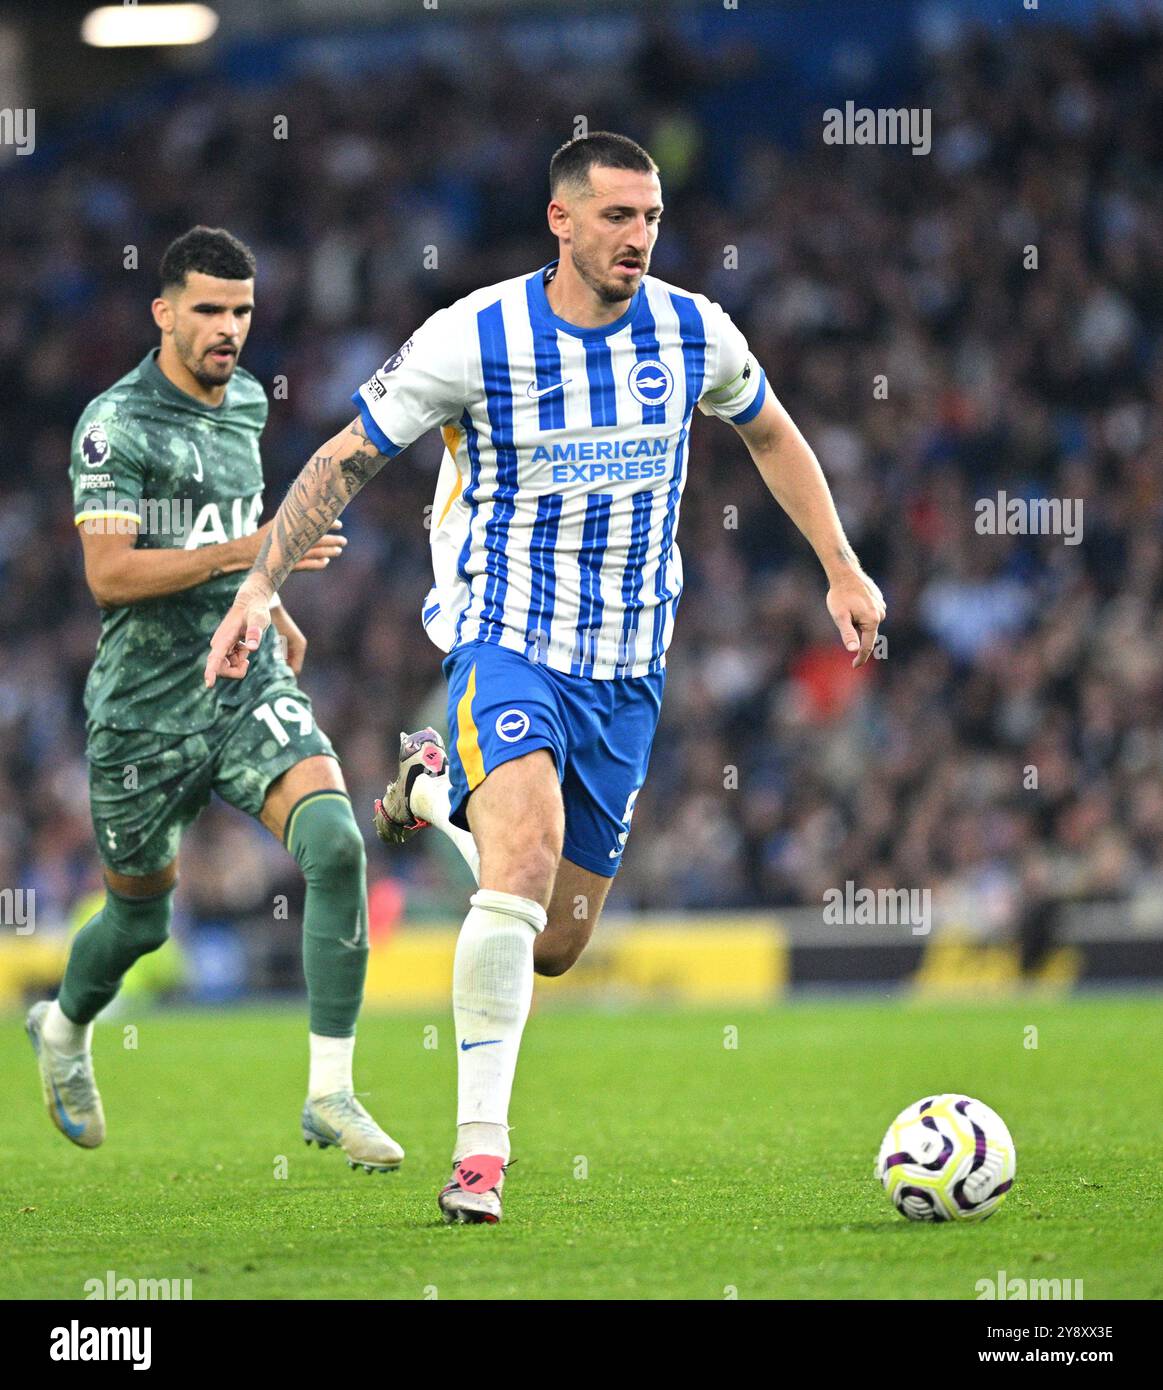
[411,773,481,882]
[452,888,545,1162]
[43,999,92,1054]
[455,1120,510,1165]
[308,1032,355,1098]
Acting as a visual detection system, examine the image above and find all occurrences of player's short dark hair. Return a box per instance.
[549,131,659,198]
[159,226,256,292]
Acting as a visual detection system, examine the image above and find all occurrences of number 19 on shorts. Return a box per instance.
[252,697,314,747]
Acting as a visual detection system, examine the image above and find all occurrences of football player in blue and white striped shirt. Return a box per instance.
[205,132,885,1224]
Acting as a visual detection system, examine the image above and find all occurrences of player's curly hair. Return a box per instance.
[159,226,256,291]
[550,131,658,198]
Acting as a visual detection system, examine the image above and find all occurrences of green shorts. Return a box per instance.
[87,681,337,877]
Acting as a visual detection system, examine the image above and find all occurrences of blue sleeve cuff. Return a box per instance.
[728,370,767,426]
[351,392,404,457]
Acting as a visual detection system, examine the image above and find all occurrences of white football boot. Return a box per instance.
[26,1000,106,1149]
[373,727,448,845]
[301,1092,405,1173]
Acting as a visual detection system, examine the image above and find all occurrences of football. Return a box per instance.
[876,1094,1016,1223]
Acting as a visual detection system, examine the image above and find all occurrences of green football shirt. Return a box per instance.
[70,348,289,733]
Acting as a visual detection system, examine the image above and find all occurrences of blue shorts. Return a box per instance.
[443,641,665,878]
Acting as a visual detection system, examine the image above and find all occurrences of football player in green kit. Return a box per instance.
[26,227,404,1173]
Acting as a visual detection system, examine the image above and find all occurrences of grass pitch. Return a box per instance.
[3,995,1160,1300]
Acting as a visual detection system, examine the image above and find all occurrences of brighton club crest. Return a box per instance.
[627,359,674,407]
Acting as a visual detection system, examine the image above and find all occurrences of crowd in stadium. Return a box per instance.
[1,10,1160,960]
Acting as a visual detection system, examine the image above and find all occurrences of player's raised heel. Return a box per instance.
[300,1092,404,1173]
[438,1154,507,1224]
[373,727,448,845]
[26,1001,106,1149]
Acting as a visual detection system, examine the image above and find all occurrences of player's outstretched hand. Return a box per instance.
[204,583,272,687]
[827,566,886,668]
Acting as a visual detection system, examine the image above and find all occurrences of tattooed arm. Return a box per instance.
[203,416,387,686]
[249,416,386,595]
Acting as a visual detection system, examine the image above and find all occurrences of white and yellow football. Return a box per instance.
[876,1094,1016,1222]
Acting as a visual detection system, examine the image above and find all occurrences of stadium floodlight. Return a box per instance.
[81,4,219,48]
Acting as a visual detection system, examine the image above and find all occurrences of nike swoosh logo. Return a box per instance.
[460,1039,502,1051]
[191,442,203,482]
[50,1079,85,1139]
[339,914,366,951]
[526,379,571,400]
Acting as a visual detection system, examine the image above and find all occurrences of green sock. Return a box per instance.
[285,791,369,1038]
[57,886,174,1024]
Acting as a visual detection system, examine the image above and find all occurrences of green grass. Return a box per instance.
[3,995,1160,1300]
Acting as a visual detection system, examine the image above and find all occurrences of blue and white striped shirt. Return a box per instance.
[354,261,767,680]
